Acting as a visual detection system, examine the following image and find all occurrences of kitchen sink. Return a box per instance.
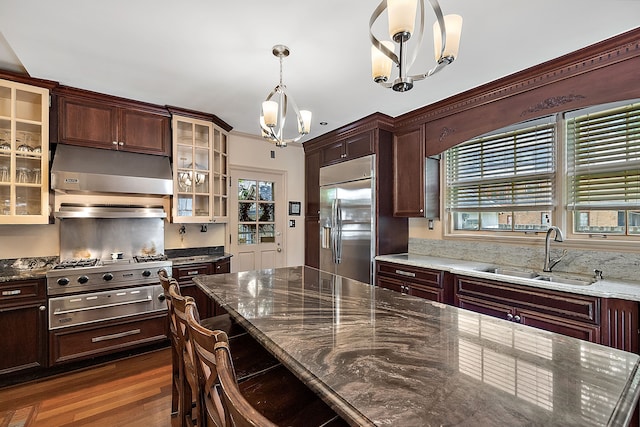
[534,275,595,286]
[482,267,540,279]
[480,267,596,286]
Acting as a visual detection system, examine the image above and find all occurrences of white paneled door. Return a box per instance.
[229,166,286,273]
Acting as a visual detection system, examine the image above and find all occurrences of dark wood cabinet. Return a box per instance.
[173,263,214,318]
[305,218,320,269]
[56,87,171,156]
[303,113,408,270]
[454,275,602,342]
[173,257,232,318]
[320,130,374,167]
[393,125,426,217]
[0,279,47,375]
[50,312,167,365]
[376,261,448,304]
[305,151,321,219]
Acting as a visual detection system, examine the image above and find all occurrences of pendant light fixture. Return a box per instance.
[370,0,463,92]
[259,45,312,147]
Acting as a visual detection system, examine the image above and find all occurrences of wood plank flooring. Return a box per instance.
[0,349,172,427]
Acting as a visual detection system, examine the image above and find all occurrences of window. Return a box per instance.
[444,99,640,242]
[237,179,276,244]
[566,102,640,235]
[445,117,556,232]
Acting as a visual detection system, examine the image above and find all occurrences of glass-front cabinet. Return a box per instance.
[171,115,228,223]
[0,79,49,224]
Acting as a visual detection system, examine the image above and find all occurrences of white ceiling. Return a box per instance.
[0,1,639,141]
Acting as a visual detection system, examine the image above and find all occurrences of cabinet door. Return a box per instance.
[213,258,231,274]
[118,108,170,156]
[305,151,320,218]
[377,276,405,293]
[320,140,345,166]
[518,308,600,343]
[305,217,320,269]
[344,131,374,160]
[59,96,118,149]
[408,283,442,302]
[393,125,425,217]
[0,302,47,374]
[456,295,513,320]
[0,79,50,224]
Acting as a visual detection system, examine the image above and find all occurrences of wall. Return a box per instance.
[0,132,305,264]
[227,132,306,268]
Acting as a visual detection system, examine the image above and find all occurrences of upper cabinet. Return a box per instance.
[393,125,425,217]
[171,114,228,223]
[0,78,50,224]
[319,130,375,167]
[55,86,171,156]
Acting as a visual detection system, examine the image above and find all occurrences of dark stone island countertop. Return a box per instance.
[0,257,57,283]
[194,266,640,427]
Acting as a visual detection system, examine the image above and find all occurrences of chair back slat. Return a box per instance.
[186,302,229,427]
[214,342,278,427]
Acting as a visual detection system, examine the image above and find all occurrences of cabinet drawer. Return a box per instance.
[174,264,211,282]
[377,262,442,288]
[213,258,230,274]
[455,276,600,325]
[50,313,167,365]
[0,279,45,305]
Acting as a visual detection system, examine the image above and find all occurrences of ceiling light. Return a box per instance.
[259,45,312,147]
[370,0,462,92]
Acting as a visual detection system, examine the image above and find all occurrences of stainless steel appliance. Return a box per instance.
[319,155,374,284]
[47,258,170,329]
[46,205,171,330]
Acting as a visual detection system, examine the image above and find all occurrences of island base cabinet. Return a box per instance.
[49,312,167,365]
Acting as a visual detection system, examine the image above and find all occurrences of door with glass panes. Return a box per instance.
[229,167,286,272]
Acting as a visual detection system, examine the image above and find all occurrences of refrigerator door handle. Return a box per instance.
[335,198,342,264]
[331,199,338,263]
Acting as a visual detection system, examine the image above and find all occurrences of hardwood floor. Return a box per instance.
[0,349,172,427]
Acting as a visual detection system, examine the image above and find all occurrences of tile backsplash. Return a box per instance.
[410,238,640,282]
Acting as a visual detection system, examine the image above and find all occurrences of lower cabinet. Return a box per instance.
[376,262,638,354]
[0,279,47,375]
[376,261,449,304]
[453,274,639,351]
[173,257,231,318]
[49,312,167,365]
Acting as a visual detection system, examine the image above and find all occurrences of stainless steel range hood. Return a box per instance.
[51,144,173,195]
[54,203,167,219]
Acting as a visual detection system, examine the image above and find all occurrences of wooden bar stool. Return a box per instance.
[169,283,201,427]
[186,302,347,427]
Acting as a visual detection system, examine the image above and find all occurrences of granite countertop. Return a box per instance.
[165,246,232,266]
[376,253,640,302]
[194,266,640,427]
[0,257,57,283]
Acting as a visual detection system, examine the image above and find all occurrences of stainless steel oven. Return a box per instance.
[46,258,171,330]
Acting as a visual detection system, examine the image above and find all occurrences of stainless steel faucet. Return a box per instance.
[543,226,567,272]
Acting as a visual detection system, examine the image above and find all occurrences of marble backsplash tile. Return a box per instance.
[409,238,640,282]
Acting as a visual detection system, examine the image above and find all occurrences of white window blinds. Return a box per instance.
[446,120,556,211]
[566,102,640,210]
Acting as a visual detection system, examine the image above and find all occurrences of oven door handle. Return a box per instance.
[52,297,153,315]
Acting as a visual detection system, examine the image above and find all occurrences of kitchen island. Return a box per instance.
[194,266,640,427]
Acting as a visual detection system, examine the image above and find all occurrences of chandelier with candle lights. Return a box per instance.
[259,45,312,147]
[370,0,463,92]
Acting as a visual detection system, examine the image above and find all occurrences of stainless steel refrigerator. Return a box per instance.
[319,155,375,284]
